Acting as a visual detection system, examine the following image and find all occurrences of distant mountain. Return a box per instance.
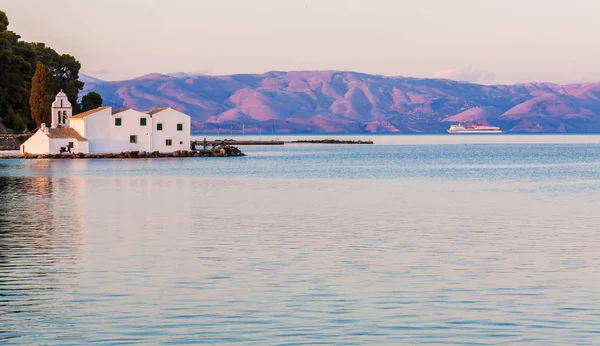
[81,71,600,133]
[80,74,105,85]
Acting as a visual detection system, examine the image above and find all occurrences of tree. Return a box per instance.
[0,11,33,132]
[29,63,52,127]
[2,108,26,132]
[0,10,8,32]
[31,43,84,113]
[80,91,103,112]
[0,11,83,132]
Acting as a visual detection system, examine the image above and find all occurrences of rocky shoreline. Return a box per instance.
[0,145,245,159]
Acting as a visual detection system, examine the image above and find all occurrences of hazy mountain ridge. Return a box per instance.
[82,71,600,133]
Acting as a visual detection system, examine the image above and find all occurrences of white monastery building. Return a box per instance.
[21,91,191,155]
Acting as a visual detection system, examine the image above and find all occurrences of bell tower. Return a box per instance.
[51,90,72,128]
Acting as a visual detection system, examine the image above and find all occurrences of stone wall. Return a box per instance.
[0,137,22,151]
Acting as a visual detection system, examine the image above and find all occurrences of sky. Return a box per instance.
[2,0,600,84]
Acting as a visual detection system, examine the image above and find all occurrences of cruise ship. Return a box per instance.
[447,123,502,133]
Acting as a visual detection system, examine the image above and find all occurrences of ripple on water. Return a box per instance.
[1,141,600,344]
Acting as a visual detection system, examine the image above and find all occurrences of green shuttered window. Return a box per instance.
[140,118,147,126]
[115,118,121,126]
[177,123,183,131]
[157,123,163,131]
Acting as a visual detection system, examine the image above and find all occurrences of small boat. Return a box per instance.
[447,123,502,133]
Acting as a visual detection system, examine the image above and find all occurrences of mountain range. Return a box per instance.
[81,71,600,133]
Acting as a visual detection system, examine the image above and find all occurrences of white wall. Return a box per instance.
[71,107,191,154]
[109,109,152,152]
[75,140,89,154]
[151,108,191,153]
[84,108,153,153]
[49,138,88,154]
[69,118,86,138]
[81,108,113,153]
[20,129,49,154]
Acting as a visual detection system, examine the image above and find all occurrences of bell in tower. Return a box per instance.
[51,90,72,128]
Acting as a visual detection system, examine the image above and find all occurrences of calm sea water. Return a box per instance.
[1,135,600,345]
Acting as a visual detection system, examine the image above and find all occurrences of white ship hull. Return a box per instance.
[447,123,502,134]
[447,129,502,133]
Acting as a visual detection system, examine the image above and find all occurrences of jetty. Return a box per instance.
[191,138,373,148]
[192,139,285,148]
[290,139,373,144]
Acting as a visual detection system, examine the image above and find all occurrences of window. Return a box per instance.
[177,123,183,131]
[166,139,172,146]
[115,118,122,126]
[157,123,163,131]
[140,118,147,126]
[130,135,137,144]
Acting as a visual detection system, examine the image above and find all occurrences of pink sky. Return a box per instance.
[1,0,599,84]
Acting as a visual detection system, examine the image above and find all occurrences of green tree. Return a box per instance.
[31,43,84,113]
[0,10,84,133]
[81,91,103,111]
[0,10,8,32]
[29,63,52,127]
[0,12,33,131]
[2,108,26,132]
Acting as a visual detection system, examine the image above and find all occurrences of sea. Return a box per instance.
[1,134,599,345]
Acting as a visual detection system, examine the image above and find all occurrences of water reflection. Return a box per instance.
[0,173,84,342]
[0,144,599,344]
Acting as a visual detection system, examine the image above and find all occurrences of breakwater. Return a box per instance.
[290,139,373,144]
[0,146,245,159]
[192,138,373,147]
[192,139,285,148]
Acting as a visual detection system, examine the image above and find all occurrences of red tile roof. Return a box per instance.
[70,106,110,119]
[147,107,168,115]
[112,108,131,115]
[45,128,88,141]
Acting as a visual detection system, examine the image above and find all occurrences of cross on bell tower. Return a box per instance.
[51,90,72,128]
